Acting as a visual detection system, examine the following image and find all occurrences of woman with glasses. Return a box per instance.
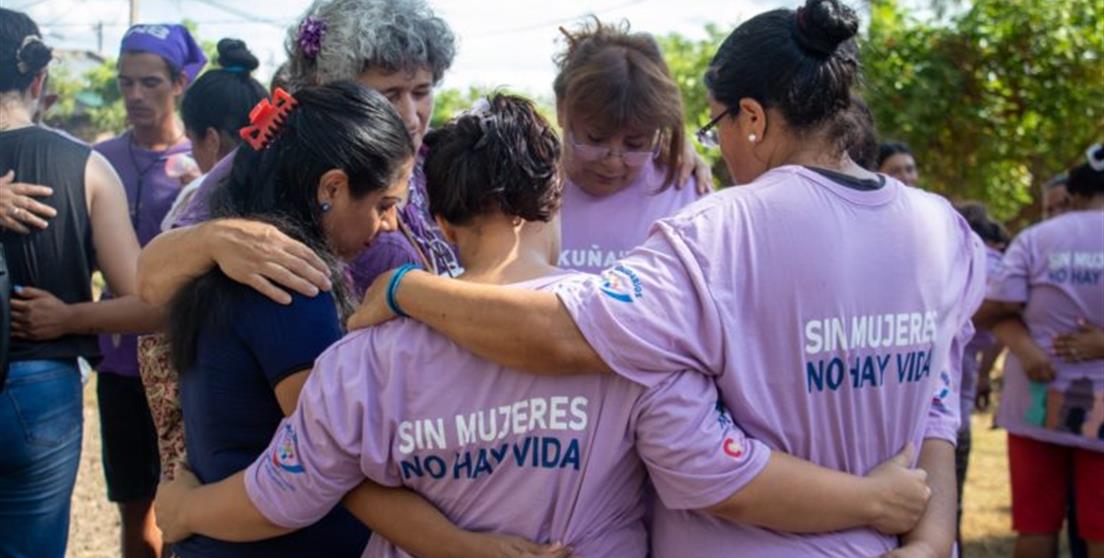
[555,18,707,274]
[347,0,985,555]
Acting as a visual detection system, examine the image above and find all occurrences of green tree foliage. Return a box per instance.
[430,86,557,130]
[657,24,729,186]
[862,0,1104,224]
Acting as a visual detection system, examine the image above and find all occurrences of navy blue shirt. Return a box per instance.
[177,288,369,558]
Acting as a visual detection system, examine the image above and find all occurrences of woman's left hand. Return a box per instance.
[10,287,74,341]
[675,144,714,195]
[155,466,202,544]
[1052,319,1104,363]
[347,268,401,330]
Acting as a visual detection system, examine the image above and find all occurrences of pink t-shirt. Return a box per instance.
[244,274,770,558]
[559,161,704,274]
[989,209,1104,452]
[559,166,986,557]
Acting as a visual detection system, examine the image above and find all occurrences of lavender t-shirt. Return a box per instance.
[959,246,1004,427]
[559,161,703,274]
[170,148,460,293]
[990,210,1104,451]
[244,273,771,558]
[95,132,190,377]
[559,166,986,557]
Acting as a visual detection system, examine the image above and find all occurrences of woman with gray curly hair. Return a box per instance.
[146,0,462,303]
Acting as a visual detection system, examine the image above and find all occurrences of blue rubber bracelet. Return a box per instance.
[386,264,418,318]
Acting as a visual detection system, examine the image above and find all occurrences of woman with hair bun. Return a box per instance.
[163,38,267,230]
[0,8,146,557]
[351,1,985,556]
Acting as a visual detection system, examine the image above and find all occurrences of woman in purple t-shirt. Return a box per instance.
[554,19,707,275]
[975,162,1104,558]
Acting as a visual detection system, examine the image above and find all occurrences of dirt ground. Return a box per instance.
[67,375,1071,558]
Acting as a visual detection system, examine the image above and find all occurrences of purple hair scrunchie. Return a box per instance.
[298,16,328,60]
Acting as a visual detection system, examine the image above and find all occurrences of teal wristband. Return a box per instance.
[386,264,418,318]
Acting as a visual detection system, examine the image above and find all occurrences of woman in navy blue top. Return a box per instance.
[163,81,414,558]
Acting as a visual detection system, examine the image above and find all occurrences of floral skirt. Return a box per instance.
[137,334,185,481]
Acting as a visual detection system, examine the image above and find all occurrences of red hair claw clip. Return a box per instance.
[239,88,298,151]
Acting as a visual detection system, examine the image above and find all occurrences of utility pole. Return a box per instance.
[95,21,104,54]
[129,0,139,26]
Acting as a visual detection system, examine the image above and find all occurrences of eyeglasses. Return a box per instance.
[695,109,729,149]
[568,132,656,167]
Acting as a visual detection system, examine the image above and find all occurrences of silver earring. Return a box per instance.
[748,133,758,143]
[320,202,332,213]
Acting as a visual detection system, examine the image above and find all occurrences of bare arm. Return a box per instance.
[992,318,1056,382]
[349,270,608,375]
[158,469,568,558]
[889,439,957,558]
[707,447,930,535]
[11,286,166,340]
[342,481,570,558]
[972,299,1021,331]
[86,151,139,296]
[138,219,331,307]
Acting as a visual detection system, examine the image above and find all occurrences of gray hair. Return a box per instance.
[285,0,456,90]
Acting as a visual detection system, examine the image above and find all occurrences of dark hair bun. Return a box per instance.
[795,0,859,57]
[216,38,259,72]
[1067,163,1104,197]
[17,35,52,75]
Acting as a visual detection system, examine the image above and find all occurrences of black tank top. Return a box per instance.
[0,126,98,367]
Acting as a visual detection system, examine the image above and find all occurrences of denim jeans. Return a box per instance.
[0,359,83,558]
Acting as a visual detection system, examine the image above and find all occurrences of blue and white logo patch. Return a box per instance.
[599,265,644,303]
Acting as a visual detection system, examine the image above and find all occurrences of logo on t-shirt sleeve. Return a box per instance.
[599,265,644,303]
[722,437,745,459]
[271,423,306,474]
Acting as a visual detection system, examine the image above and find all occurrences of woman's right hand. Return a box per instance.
[347,267,408,330]
[1019,345,1057,382]
[864,444,932,535]
[0,170,58,234]
[206,219,333,304]
[154,466,202,543]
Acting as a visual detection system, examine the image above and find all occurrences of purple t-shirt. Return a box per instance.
[95,132,190,377]
[990,209,1104,451]
[958,246,1004,428]
[244,273,771,558]
[171,148,461,293]
[558,166,986,556]
[559,162,703,274]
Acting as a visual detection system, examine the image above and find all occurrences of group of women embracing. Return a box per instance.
[1,0,1021,555]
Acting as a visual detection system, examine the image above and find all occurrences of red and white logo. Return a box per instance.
[723,437,744,459]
